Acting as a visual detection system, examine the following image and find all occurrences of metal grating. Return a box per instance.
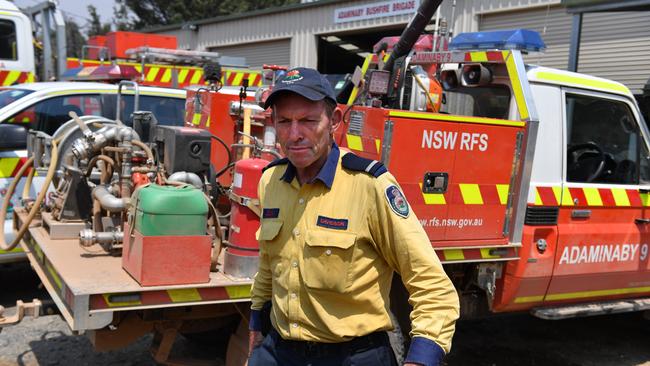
[348,110,365,135]
[525,206,559,225]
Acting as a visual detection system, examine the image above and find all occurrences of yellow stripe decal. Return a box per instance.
[0,247,23,254]
[444,249,465,261]
[503,51,529,121]
[375,139,381,154]
[168,288,202,302]
[178,68,190,83]
[534,188,543,206]
[496,184,509,205]
[346,134,364,151]
[190,70,203,84]
[583,187,603,206]
[232,72,244,86]
[206,115,211,128]
[388,110,525,127]
[0,157,19,178]
[347,54,373,106]
[640,192,650,207]
[480,248,500,259]
[146,67,159,82]
[611,188,630,206]
[470,52,488,62]
[552,186,573,206]
[192,113,202,126]
[535,71,630,95]
[26,73,35,83]
[225,284,252,299]
[514,295,545,304]
[34,244,44,262]
[545,286,650,301]
[459,184,483,205]
[419,183,446,204]
[160,68,172,83]
[103,294,142,307]
[5,71,21,85]
[46,262,62,290]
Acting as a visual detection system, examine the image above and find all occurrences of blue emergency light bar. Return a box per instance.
[449,29,546,53]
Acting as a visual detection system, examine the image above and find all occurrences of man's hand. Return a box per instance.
[248,330,264,356]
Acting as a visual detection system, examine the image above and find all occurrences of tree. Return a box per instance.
[113,0,132,31]
[124,0,299,29]
[87,5,112,37]
[65,17,86,58]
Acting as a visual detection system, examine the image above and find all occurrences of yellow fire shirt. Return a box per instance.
[250,143,459,366]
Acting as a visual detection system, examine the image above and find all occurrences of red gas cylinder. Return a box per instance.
[224,157,269,278]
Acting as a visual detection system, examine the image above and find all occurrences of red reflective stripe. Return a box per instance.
[480,185,500,205]
[598,188,616,206]
[449,185,464,204]
[401,183,425,206]
[10,157,30,177]
[568,187,586,207]
[486,51,504,62]
[537,187,557,206]
[627,189,642,207]
[0,70,7,85]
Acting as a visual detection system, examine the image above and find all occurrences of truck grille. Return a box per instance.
[525,207,559,225]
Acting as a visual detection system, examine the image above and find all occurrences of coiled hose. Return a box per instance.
[0,139,59,251]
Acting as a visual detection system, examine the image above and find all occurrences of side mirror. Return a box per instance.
[0,124,28,150]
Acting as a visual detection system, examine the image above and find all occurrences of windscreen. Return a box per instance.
[0,88,34,109]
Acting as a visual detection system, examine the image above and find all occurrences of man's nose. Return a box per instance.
[287,120,303,140]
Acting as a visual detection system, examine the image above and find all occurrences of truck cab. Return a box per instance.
[0,0,35,85]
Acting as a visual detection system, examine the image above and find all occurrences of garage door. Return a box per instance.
[480,6,650,94]
[210,39,291,69]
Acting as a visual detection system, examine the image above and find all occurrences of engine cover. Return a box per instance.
[154,126,211,175]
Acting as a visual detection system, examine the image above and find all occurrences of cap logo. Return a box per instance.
[282,69,303,84]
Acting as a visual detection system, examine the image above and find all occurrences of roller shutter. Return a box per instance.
[479,6,650,94]
[209,39,291,68]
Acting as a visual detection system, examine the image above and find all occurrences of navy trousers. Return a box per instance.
[248,329,399,366]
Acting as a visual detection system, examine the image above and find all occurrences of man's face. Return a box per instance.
[273,93,341,171]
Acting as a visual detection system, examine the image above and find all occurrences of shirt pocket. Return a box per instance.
[257,219,283,241]
[303,230,357,293]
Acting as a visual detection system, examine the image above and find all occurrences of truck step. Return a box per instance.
[531,298,650,320]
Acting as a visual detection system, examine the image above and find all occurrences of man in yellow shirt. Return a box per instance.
[248,67,459,366]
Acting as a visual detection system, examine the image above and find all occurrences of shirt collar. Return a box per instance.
[280,143,339,189]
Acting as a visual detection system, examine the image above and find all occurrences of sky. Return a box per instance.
[14,0,117,26]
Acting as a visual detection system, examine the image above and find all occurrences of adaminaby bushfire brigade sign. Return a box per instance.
[334,0,420,23]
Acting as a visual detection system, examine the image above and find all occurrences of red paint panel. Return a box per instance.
[568,187,586,207]
[537,187,557,206]
[598,188,615,206]
[486,51,504,62]
[626,189,642,207]
[480,184,500,205]
[197,287,230,301]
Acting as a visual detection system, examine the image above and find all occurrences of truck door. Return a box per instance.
[546,89,650,303]
[0,9,35,85]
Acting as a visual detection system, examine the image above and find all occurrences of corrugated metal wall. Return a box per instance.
[209,39,291,68]
[478,4,650,94]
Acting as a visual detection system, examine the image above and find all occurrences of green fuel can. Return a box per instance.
[132,184,208,236]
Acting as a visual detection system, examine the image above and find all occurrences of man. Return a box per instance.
[248,67,459,366]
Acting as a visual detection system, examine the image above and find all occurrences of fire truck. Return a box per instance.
[1,0,649,364]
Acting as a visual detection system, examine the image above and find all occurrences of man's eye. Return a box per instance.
[276,119,290,124]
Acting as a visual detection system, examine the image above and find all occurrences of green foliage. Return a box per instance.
[64,18,86,58]
[87,5,111,37]
[113,0,132,31]
[123,0,300,29]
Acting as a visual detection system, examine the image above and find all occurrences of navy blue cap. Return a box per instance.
[264,67,337,109]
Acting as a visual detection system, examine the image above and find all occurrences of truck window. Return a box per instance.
[566,93,641,184]
[118,95,185,126]
[6,94,102,135]
[0,19,17,60]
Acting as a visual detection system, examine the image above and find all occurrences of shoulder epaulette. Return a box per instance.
[341,153,387,178]
[262,157,289,172]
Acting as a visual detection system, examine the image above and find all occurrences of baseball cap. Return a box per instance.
[263,67,337,109]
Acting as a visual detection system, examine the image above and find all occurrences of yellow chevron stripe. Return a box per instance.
[168,288,202,302]
[535,71,630,96]
[103,293,142,307]
[160,68,172,83]
[583,187,603,206]
[26,72,35,83]
[443,249,465,261]
[5,70,21,85]
[232,72,244,86]
[346,135,363,151]
[46,262,62,290]
[192,113,202,126]
[190,70,203,84]
[178,68,190,83]
[496,184,509,205]
[470,51,488,62]
[480,248,501,259]
[534,188,543,205]
[146,67,160,82]
[0,157,19,178]
[611,188,630,206]
[375,139,381,154]
[220,71,229,85]
[552,186,573,206]
[640,192,650,207]
[419,183,446,204]
[545,286,650,301]
[225,284,251,298]
[503,50,529,121]
[388,110,525,127]
[459,184,483,205]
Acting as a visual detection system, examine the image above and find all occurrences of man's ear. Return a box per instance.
[330,106,343,132]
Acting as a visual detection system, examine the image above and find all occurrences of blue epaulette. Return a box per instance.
[262,157,289,172]
[341,153,387,178]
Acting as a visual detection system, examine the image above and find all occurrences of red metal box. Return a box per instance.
[122,223,212,286]
[106,31,178,58]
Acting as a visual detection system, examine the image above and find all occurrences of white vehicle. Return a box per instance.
[0,81,187,263]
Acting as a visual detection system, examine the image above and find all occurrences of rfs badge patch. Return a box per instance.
[385,185,409,218]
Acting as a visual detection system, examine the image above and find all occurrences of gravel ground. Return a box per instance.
[2,262,649,366]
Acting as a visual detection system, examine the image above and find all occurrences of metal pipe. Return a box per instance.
[92,185,126,212]
[168,171,203,189]
[79,228,123,247]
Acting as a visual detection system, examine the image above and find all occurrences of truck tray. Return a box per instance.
[15,208,252,332]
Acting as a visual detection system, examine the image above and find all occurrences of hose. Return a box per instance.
[85,154,115,184]
[0,139,59,251]
[21,163,36,202]
[131,139,154,163]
